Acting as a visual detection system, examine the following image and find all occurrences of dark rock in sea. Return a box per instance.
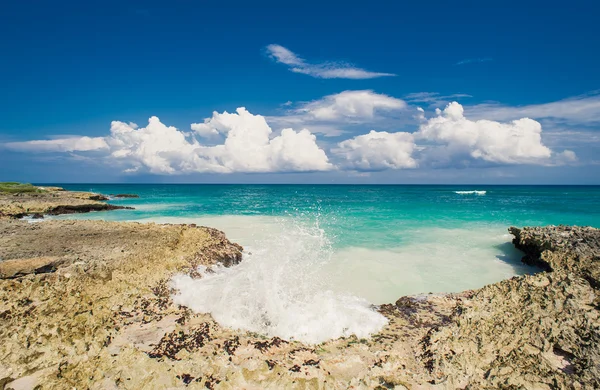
[46,204,134,215]
[31,213,44,219]
[112,194,140,198]
[88,194,110,201]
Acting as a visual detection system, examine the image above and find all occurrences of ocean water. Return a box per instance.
[49,184,600,343]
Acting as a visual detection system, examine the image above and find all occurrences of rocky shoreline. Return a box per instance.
[0,186,133,219]
[0,189,598,389]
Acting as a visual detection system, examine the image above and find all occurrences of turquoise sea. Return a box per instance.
[46,184,600,342]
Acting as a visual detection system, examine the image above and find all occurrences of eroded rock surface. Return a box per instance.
[0,223,598,389]
[421,226,600,389]
[0,186,132,218]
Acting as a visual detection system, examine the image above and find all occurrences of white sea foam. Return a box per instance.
[19,215,44,223]
[455,190,487,195]
[170,218,388,344]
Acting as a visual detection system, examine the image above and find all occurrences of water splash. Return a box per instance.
[170,217,387,344]
[455,190,487,195]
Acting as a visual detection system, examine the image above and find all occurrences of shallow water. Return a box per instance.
[49,184,600,342]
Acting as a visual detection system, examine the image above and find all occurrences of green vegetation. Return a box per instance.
[0,182,45,194]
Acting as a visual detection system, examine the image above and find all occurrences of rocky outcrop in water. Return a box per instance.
[112,194,140,198]
[0,223,598,389]
[0,186,132,218]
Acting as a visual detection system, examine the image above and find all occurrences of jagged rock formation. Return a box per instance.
[0,223,598,389]
[421,226,600,389]
[0,186,132,218]
[0,220,243,389]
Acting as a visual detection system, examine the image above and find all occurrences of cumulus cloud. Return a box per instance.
[296,90,406,121]
[334,130,417,170]
[193,108,332,173]
[416,102,562,165]
[266,44,395,79]
[266,90,408,138]
[107,116,204,174]
[4,93,584,175]
[7,109,332,174]
[5,136,108,152]
[554,150,578,165]
[331,101,574,170]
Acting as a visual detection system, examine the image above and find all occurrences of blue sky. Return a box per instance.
[1,0,599,184]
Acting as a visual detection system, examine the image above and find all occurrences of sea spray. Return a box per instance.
[455,190,487,195]
[170,217,388,344]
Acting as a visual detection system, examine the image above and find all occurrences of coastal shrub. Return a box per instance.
[0,182,45,194]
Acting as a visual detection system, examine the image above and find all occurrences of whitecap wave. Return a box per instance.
[455,190,487,195]
[170,218,387,344]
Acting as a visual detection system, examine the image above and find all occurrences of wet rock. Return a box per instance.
[112,194,140,198]
[46,203,133,215]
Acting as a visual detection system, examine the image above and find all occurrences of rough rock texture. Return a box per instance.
[0,223,598,389]
[0,187,131,218]
[0,220,243,389]
[422,226,600,389]
[0,256,65,279]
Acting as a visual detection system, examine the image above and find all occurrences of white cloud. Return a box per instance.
[265,115,347,137]
[7,109,332,174]
[266,44,395,79]
[107,116,203,174]
[190,122,219,137]
[194,108,332,173]
[404,92,472,105]
[417,102,559,165]
[555,150,578,164]
[5,136,108,152]
[5,93,587,175]
[466,92,600,124]
[334,130,417,170]
[265,90,407,138]
[296,90,406,121]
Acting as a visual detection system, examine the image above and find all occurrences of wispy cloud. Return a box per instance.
[5,136,108,152]
[404,92,472,105]
[466,91,600,124]
[455,57,493,66]
[265,44,396,79]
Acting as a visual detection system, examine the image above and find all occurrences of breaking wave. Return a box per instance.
[455,190,487,195]
[170,217,387,344]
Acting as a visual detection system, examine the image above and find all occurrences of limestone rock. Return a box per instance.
[0,188,131,218]
[0,222,598,389]
[0,256,65,279]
